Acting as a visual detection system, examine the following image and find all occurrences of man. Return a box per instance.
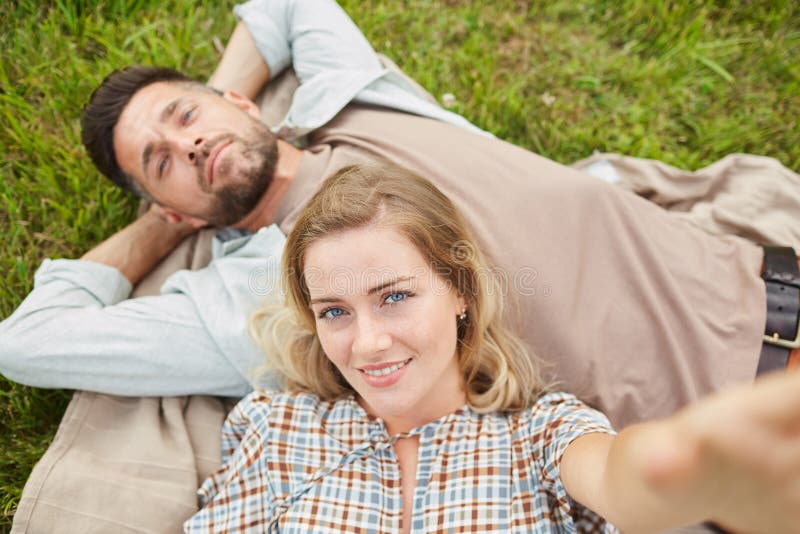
[1,0,798,431]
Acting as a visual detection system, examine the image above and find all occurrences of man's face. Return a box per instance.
[113,81,277,227]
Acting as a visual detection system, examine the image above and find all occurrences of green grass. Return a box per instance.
[1,0,798,528]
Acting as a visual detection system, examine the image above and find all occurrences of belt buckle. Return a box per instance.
[763,278,800,350]
[761,247,800,351]
[763,328,800,349]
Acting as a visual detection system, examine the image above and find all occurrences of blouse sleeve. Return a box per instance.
[193,391,276,510]
[528,391,618,532]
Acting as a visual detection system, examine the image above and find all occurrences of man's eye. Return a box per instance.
[181,108,194,124]
[158,157,168,177]
[320,307,345,320]
[384,292,408,304]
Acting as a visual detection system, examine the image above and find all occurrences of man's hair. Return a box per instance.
[250,163,548,413]
[80,66,200,195]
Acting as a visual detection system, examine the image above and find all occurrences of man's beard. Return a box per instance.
[202,121,278,227]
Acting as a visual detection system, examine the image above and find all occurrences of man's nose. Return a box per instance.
[351,314,392,357]
[178,136,204,164]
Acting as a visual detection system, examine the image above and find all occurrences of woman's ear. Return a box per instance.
[456,294,468,316]
[222,89,261,119]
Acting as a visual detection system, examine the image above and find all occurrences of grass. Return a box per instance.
[1,0,798,529]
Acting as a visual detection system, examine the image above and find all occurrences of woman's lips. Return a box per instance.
[358,358,412,388]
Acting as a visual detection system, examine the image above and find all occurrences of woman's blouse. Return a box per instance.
[184,391,618,533]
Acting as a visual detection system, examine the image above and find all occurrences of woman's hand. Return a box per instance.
[561,369,800,533]
[645,369,800,533]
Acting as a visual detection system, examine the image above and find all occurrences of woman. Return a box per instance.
[185,163,800,533]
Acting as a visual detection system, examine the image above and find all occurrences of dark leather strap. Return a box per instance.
[758,246,800,375]
[758,343,790,374]
[762,246,800,284]
[702,248,798,530]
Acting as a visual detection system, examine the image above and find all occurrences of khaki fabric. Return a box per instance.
[12,394,234,534]
[573,152,800,250]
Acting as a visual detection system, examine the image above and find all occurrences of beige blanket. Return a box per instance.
[573,151,800,249]
[12,64,800,533]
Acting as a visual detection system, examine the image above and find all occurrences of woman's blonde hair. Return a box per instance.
[250,163,545,412]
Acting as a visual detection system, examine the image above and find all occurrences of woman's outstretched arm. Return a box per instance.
[561,370,800,533]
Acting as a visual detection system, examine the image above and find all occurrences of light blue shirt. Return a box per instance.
[0,227,284,396]
[233,0,486,140]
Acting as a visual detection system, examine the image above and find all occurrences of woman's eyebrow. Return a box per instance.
[366,275,413,295]
[308,275,415,305]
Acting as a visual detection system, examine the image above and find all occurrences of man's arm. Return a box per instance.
[81,207,197,286]
[208,0,383,99]
[0,260,251,396]
[0,211,287,396]
[207,21,271,100]
[231,0,381,85]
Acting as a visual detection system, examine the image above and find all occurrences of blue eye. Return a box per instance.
[182,108,194,124]
[384,292,408,304]
[320,307,345,320]
[158,157,168,176]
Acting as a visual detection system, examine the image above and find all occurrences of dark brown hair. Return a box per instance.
[80,66,201,195]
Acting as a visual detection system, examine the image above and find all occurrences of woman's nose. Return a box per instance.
[351,315,392,356]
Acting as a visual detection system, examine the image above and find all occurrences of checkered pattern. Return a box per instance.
[184,391,617,533]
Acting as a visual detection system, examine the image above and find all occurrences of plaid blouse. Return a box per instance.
[185,391,618,533]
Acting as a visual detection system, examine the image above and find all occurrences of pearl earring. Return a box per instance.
[458,309,467,321]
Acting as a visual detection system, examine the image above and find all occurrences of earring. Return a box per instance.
[458,309,467,321]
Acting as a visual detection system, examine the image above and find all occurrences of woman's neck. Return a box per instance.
[358,392,467,436]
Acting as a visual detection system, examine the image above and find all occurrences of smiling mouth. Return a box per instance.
[359,358,412,377]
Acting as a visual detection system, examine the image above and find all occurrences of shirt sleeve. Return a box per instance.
[0,226,286,397]
[528,391,618,531]
[232,0,487,140]
[233,0,382,84]
[0,259,250,396]
[189,391,275,532]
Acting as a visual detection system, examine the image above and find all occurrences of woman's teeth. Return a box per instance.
[362,359,409,377]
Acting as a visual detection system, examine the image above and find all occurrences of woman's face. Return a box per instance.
[304,225,467,434]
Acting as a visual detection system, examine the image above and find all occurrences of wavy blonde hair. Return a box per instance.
[250,163,546,412]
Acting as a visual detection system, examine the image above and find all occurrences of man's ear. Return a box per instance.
[222,90,261,119]
[160,206,209,229]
